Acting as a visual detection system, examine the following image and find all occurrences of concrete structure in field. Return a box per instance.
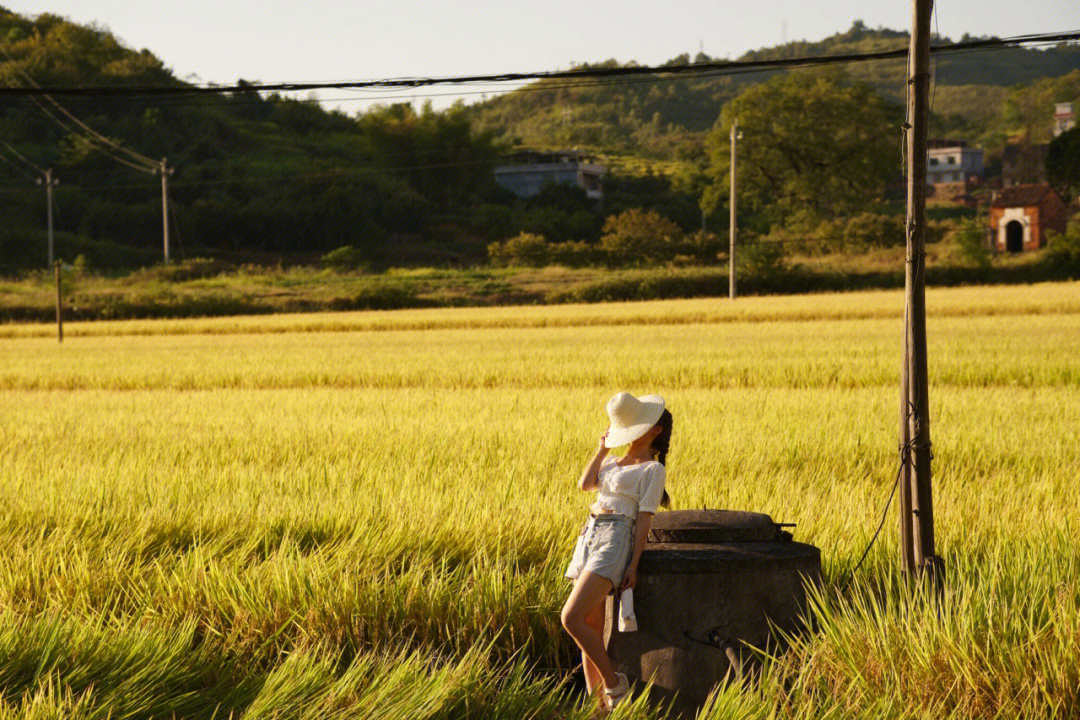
[1053,102,1076,138]
[604,509,820,717]
[493,150,606,201]
[989,183,1067,253]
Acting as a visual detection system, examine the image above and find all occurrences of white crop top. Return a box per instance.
[589,456,667,518]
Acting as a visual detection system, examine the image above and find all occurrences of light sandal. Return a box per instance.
[603,672,630,710]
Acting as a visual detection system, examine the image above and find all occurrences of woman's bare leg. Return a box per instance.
[561,571,618,690]
[582,601,606,694]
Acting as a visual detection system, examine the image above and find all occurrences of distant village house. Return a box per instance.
[494,150,606,201]
[989,184,1066,253]
[1053,102,1076,138]
[926,139,983,203]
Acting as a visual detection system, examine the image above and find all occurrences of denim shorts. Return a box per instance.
[564,513,635,591]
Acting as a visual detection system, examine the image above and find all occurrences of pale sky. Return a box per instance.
[8,1,1080,112]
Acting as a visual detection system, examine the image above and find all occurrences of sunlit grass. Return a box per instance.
[4,280,1080,339]
[2,281,1079,717]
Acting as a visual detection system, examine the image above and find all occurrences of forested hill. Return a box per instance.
[0,7,504,268]
[1,8,1078,272]
[466,21,1080,159]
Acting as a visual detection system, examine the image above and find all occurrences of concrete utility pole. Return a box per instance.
[159,157,174,264]
[900,0,944,585]
[36,168,59,266]
[729,120,740,300]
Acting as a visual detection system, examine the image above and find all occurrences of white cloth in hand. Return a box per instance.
[618,588,638,632]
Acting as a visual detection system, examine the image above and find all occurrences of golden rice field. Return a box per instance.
[1,281,1079,719]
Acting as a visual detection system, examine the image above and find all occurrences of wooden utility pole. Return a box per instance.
[159,158,174,264]
[54,260,63,343]
[899,322,916,576]
[901,0,943,584]
[37,168,59,266]
[729,120,739,300]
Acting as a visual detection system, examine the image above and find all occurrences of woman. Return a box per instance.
[561,391,672,710]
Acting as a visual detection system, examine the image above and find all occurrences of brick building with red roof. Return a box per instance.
[989,184,1067,253]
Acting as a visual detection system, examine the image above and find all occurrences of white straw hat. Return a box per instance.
[604,392,665,448]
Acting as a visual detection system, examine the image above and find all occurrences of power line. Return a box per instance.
[92,38,1080,108]
[3,37,1071,114]
[0,27,1067,271]
[0,30,1062,185]
[0,157,500,194]
[0,44,158,173]
[42,98,158,168]
[0,147,38,181]
[15,92,158,173]
[0,139,507,186]
[25,94,157,173]
[1,30,1077,99]
[0,136,45,176]
[31,95,158,172]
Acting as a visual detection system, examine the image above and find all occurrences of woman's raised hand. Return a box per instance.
[597,429,610,453]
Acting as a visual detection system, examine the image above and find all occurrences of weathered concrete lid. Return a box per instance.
[648,509,780,543]
[638,540,820,574]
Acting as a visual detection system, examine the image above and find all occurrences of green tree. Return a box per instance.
[739,238,785,280]
[487,232,548,267]
[701,72,901,226]
[356,100,504,213]
[953,218,991,268]
[844,212,905,248]
[1047,126,1080,199]
[599,208,683,263]
[322,246,367,271]
[1046,225,1080,270]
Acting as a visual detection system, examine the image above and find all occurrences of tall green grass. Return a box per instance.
[2,282,1079,717]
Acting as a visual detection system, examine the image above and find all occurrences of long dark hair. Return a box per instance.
[649,409,673,509]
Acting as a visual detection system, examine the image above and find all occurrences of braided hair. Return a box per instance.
[648,409,673,509]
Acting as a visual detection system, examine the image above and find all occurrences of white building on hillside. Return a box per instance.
[926,139,983,186]
[494,150,606,201]
[1053,102,1075,138]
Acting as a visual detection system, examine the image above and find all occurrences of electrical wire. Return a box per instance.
[0,146,39,181]
[0,143,501,189]
[0,44,159,173]
[2,30,1077,99]
[0,24,1060,270]
[28,95,158,173]
[0,157,499,194]
[850,451,905,575]
[4,37,1070,114]
[0,136,46,176]
[0,148,37,180]
[25,94,158,174]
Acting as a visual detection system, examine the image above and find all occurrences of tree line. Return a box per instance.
[0,9,1077,275]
